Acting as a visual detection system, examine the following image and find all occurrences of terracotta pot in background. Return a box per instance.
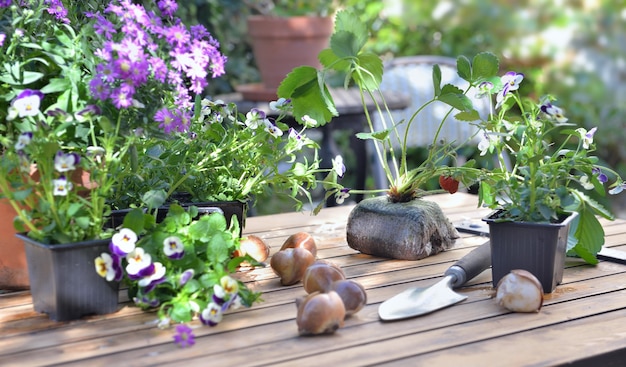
[0,198,29,290]
[244,15,334,100]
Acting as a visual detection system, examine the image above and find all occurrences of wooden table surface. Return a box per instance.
[2,193,626,366]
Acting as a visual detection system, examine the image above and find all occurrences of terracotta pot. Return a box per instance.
[0,198,29,290]
[246,15,334,97]
[346,196,460,260]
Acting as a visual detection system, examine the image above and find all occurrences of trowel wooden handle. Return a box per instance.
[444,241,491,288]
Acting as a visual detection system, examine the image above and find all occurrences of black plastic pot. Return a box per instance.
[18,234,119,321]
[483,210,578,294]
[108,201,246,237]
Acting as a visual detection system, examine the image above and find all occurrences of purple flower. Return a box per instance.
[592,167,608,184]
[133,294,160,308]
[12,89,44,117]
[54,151,80,172]
[540,102,568,123]
[157,0,178,18]
[44,0,70,24]
[14,132,33,151]
[179,269,194,286]
[335,188,351,204]
[163,236,185,260]
[110,228,138,256]
[173,324,195,348]
[199,302,223,326]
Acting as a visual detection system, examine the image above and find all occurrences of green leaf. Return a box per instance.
[353,52,383,92]
[319,49,349,72]
[432,64,442,96]
[206,233,231,264]
[454,110,481,122]
[356,129,390,141]
[332,11,368,56]
[330,30,362,59]
[40,78,71,94]
[122,208,146,234]
[21,71,45,85]
[278,66,336,125]
[438,84,473,111]
[572,206,604,264]
[170,301,192,323]
[189,213,227,241]
[142,189,167,210]
[472,52,499,83]
[456,55,472,82]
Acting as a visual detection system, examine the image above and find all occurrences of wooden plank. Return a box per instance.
[387,308,626,366]
[2,260,624,366]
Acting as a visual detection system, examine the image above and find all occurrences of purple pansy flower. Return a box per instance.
[173,324,195,348]
[163,236,185,260]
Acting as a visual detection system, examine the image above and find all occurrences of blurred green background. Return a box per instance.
[177,0,626,217]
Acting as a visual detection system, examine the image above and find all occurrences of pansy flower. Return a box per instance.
[52,176,73,196]
[301,114,317,128]
[11,89,44,117]
[213,275,239,304]
[540,102,568,123]
[95,252,121,281]
[133,294,161,308]
[332,155,346,178]
[592,167,608,183]
[179,269,195,286]
[264,121,283,137]
[495,72,524,109]
[288,128,304,150]
[125,247,154,279]
[244,108,267,129]
[14,132,33,151]
[576,127,597,149]
[269,97,291,111]
[110,228,138,256]
[580,175,594,190]
[609,181,626,195]
[138,262,167,290]
[335,188,351,204]
[163,236,185,259]
[199,302,223,326]
[54,151,80,172]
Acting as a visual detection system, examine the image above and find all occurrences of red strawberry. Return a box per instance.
[439,175,459,194]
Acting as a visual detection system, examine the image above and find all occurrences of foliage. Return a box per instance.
[474,68,625,263]
[96,204,262,327]
[280,9,626,264]
[111,97,344,212]
[279,10,485,203]
[0,0,226,243]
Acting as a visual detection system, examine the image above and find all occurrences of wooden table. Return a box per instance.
[2,193,626,366]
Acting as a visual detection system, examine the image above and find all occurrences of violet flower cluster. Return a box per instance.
[95,205,262,331]
[87,0,227,134]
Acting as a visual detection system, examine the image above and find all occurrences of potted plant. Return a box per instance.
[474,70,626,293]
[279,9,626,277]
[110,95,346,229]
[241,0,345,100]
[0,0,227,319]
[95,204,262,329]
[279,11,487,260]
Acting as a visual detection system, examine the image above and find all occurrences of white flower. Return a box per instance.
[95,253,117,281]
[52,176,73,196]
[126,247,152,276]
[112,228,138,255]
[138,262,166,287]
[332,155,346,178]
[580,176,594,190]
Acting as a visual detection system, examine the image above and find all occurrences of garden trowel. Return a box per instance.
[378,241,491,321]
